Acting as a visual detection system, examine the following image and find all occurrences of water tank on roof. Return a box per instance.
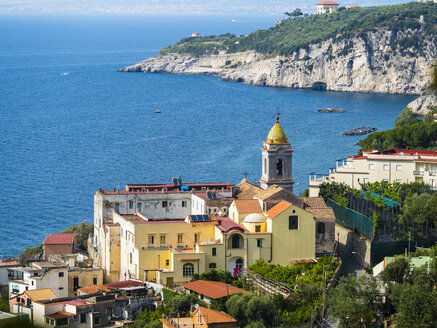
[181,185,189,191]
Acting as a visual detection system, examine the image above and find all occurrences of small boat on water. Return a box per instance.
[153,110,161,113]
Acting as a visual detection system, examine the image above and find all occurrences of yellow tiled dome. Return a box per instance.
[266,117,288,144]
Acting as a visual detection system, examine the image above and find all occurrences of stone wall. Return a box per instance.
[336,223,371,267]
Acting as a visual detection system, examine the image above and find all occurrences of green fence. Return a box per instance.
[371,238,437,265]
[326,199,375,239]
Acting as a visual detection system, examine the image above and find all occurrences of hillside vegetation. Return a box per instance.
[160,2,437,57]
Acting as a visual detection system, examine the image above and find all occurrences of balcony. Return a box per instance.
[413,171,424,176]
[429,171,436,176]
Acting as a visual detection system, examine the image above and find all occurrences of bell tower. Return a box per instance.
[259,116,294,192]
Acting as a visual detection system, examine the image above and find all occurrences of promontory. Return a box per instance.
[120,2,437,96]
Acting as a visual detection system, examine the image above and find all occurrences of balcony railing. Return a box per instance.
[413,171,424,176]
[429,171,436,176]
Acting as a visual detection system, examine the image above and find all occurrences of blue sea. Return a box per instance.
[0,15,415,258]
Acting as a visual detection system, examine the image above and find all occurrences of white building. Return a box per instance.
[8,262,68,299]
[89,181,235,275]
[317,1,340,15]
[309,149,437,197]
[0,261,20,291]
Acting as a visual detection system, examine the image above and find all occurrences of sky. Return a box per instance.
[0,0,416,15]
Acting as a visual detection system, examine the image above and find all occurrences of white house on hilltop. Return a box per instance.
[317,1,340,15]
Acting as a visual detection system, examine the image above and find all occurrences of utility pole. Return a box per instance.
[322,264,327,320]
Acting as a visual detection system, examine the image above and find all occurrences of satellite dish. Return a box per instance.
[194,304,199,309]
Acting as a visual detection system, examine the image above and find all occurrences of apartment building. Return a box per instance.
[309,149,437,197]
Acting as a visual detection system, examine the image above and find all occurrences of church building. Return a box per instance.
[89,118,336,285]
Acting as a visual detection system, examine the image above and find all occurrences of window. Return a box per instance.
[209,263,217,269]
[45,318,50,325]
[255,225,261,232]
[80,314,86,324]
[257,239,263,248]
[106,308,112,318]
[31,281,34,286]
[236,258,243,269]
[183,263,194,277]
[130,253,132,264]
[194,234,200,243]
[223,208,227,213]
[231,234,241,249]
[264,158,267,174]
[383,179,389,182]
[182,200,187,207]
[129,201,134,209]
[396,165,402,171]
[289,216,298,230]
[59,287,64,290]
[162,201,168,208]
[396,179,402,183]
[276,159,283,177]
[137,203,142,212]
[160,235,166,245]
[369,164,375,170]
[177,234,183,243]
[59,272,64,277]
[93,277,97,285]
[94,315,100,326]
[317,222,325,234]
[383,164,389,171]
[148,235,155,245]
[166,259,169,266]
[27,299,31,307]
[208,208,211,214]
[363,178,369,183]
[73,277,79,291]
[212,247,216,256]
[115,203,120,213]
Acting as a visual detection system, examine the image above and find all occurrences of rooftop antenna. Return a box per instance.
[276,107,281,121]
[243,171,248,180]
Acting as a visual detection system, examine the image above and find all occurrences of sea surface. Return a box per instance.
[0,15,415,258]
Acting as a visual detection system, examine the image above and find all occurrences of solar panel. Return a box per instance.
[191,215,210,222]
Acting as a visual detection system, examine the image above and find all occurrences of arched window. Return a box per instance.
[317,222,325,235]
[276,159,283,177]
[264,158,267,174]
[183,263,194,277]
[236,258,243,269]
[232,234,241,249]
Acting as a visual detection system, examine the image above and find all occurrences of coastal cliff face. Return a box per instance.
[407,95,436,115]
[121,29,436,95]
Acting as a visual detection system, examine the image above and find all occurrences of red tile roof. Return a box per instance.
[266,201,293,218]
[0,261,19,267]
[104,280,143,289]
[65,300,88,306]
[216,217,246,233]
[43,233,77,245]
[362,149,437,157]
[197,306,238,324]
[46,311,75,319]
[77,285,111,294]
[233,199,262,214]
[317,1,339,5]
[182,280,250,299]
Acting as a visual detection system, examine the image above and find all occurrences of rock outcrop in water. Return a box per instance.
[343,127,377,136]
[406,95,437,115]
[120,29,436,95]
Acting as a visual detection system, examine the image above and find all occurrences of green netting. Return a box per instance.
[326,199,374,239]
[371,238,437,265]
[360,190,399,209]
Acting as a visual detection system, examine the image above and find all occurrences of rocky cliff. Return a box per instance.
[407,94,436,115]
[121,29,436,95]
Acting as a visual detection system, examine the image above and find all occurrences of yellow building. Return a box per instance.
[92,118,331,285]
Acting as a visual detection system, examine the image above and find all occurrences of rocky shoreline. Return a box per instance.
[120,29,436,96]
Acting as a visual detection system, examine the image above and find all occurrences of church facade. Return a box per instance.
[89,118,335,285]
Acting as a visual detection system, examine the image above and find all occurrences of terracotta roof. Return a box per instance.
[104,280,143,289]
[46,311,75,320]
[362,149,437,157]
[302,197,327,208]
[25,289,58,301]
[305,207,335,221]
[0,261,19,267]
[266,201,293,218]
[233,199,262,214]
[65,300,88,306]
[197,306,237,324]
[77,285,110,294]
[43,233,77,245]
[317,1,339,5]
[216,217,246,233]
[235,179,262,199]
[255,185,291,201]
[182,280,250,299]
